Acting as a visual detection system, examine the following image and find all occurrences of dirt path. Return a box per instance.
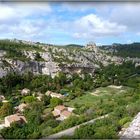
[46,114,109,139]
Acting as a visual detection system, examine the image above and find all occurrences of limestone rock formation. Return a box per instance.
[121,112,140,139]
[0,40,139,78]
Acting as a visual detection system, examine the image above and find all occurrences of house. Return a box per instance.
[15,103,27,112]
[52,105,66,116]
[61,110,72,120]
[36,92,44,101]
[21,88,30,96]
[46,91,64,99]
[67,107,75,112]
[32,92,44,101]
[52,110,60,118]
[5,114,27,127]
[0,95,5,102]
[52,105,74,121]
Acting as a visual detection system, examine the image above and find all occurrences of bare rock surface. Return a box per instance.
[121,112,140,139]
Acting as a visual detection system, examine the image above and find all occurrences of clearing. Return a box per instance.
[66,86,132,107]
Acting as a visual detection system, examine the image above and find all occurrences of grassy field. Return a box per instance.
[65,94,101,107]
[66,85,132,107]
[90,85,132,96]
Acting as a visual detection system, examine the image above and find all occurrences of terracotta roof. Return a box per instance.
[54,105,66,111]
[0,95,5,100]
[61,110,72,117]
[52,111,60,117]
[5,114,27,124]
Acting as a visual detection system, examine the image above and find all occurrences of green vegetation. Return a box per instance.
[65,44,84,48]
[66,86,132,107]
[95,61,140,88]
[0,39,44,61]
[48,45,89,65]
[22,96,37,103]
[74,118,118,139]
[0,60,140,139]
[50,97,63,108]
[52,49,79,64]
[34,52,44,61]
[66,94,100,107]
[5,49,30,61]
[102,43,140,58]
[0,39,43,52]
[0,102,13,118]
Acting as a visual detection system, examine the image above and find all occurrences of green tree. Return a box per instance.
[50,97,63,108]
[34,52,43,61]
[22,96,36,103]
[43,95,51,106]
[58,72,67,86]
[94,125,118,139]
[0,102,13,117]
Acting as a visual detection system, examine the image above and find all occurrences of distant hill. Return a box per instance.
[0,39,140,78]
[65,44,84,48]
[101,42,140,58]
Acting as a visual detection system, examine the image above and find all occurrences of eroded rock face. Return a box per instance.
[0,43,139,78]
[121,112,140,139]
[0,59,60,78]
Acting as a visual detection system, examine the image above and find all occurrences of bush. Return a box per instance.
[50,97,63,108]
[119,117,132,126]
[22,96,36,103]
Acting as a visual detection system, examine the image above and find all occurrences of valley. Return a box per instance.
[0,39,140,139]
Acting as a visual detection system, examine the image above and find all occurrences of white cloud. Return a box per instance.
[137,32,140,36]
[0,3,139,44]
[60,2,112,13]
[0,3,51,21]
[0,3,51,41]
[72,14,127,39]
[2,19,49,40]
[62,3,140,34]
[60,2,95,12]
[0,5,16,21]
[109,3,140,31]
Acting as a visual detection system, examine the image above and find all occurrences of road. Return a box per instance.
[47,114,109,139]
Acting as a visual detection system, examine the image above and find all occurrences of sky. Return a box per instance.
[0,2,140,45]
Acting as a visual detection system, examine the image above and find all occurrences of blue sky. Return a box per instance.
[0,2,140,45]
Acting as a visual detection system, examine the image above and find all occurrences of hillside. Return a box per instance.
[0,39,140,79]
[101,43,140,58]
[0,39,140,139]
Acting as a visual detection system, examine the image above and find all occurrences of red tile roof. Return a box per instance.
[54,105,66,111]
[61,110,72,117]
[5,114,27,124]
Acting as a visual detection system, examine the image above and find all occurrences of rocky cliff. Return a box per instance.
[0,40,139,78]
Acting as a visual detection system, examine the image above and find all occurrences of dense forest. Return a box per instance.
[102,43,140,58]
[0,39,140,139]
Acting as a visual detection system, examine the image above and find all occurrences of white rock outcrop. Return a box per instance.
[121,112,140,139]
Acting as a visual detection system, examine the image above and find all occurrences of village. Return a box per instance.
[0,39,139,138]
[0,88,75,130]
